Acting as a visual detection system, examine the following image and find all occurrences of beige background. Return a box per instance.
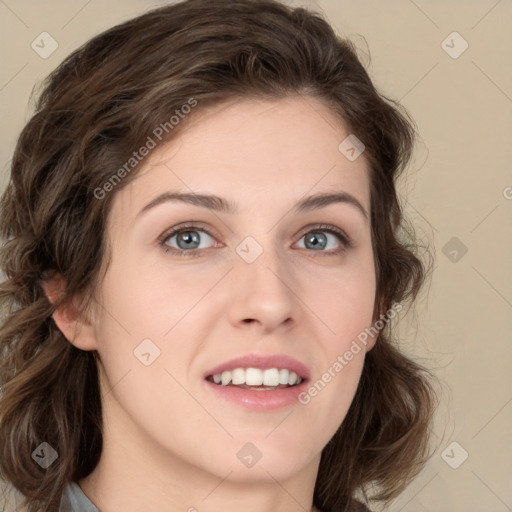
[1,1,511,511]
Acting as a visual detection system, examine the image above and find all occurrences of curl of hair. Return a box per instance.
[0,1,437,511]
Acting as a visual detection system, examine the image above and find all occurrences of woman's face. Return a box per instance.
[86,96,376,482]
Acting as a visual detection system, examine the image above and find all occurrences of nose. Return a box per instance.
[226,243,299,335]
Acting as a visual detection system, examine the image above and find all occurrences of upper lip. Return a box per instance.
[204,353,310,381]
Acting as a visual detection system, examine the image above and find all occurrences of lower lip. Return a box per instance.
[204,379,309,411]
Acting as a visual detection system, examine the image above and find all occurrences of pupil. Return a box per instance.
[178,231,200,249]
[306,231,326,250]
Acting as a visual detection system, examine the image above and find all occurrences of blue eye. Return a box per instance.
[158,223,352,258]
[296,228,350,252]
[160,226,216,254]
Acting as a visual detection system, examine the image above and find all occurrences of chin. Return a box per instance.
[203,439,317,483]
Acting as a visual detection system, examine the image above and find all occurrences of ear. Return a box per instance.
[41,273,98,351]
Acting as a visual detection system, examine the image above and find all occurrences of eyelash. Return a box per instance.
[157,223,353,258]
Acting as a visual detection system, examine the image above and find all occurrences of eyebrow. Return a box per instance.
[137,190,368,221]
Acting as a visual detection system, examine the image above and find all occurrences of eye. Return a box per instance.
[159,225,216,256]
[295,224,352,255]
[158,223,352,258]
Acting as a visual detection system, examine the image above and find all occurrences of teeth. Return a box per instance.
[263,368,280,386]
[211,368,303,387]
[221,371,232,386]
[288,371,298,386]
[246,367,263,386]
[232,368,245,385]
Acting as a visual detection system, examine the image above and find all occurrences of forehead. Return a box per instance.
[115,95,370,219]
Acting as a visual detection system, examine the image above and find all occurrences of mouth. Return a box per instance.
[206,367,304,391]
[203,354,310,410]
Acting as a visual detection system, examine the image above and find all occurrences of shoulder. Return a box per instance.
[0,478,95,512]
[61,481,100,512]
[0,477,30,512]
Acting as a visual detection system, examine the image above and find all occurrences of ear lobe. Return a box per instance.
[42,273,98,351]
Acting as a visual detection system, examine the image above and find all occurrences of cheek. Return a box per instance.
[96,252,210,339]
[298,350,365,448]
[303,253,376,345]
[91,257,213,397]
[297,253,375,419]
[298,272,373,432]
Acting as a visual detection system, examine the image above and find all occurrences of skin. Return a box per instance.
[44,95,377,512]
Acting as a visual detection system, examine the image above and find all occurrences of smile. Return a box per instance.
[206,367,303,389]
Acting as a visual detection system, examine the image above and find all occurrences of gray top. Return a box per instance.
[0,479,99,512]
[59,484,372,512]
[1,478,371,512]
[60,482,100,512]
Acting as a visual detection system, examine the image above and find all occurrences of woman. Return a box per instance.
[0,1,437,511]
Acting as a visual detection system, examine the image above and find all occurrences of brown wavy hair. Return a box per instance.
[0,1,437,511]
